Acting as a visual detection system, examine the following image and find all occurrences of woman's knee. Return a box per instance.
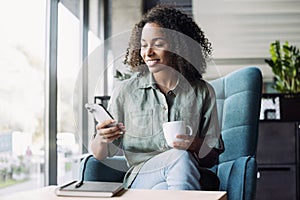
[166,150,202,190]
[170,150,198,166]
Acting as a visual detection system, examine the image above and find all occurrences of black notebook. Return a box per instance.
[55,180,124,198]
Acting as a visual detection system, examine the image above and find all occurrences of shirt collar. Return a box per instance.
[138,71,157,89]
[138,70,192,94]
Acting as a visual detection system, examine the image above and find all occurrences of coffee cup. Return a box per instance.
[162,120,193,147]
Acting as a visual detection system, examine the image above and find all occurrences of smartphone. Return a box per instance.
[85,103,113,123]
[85,103,124,135]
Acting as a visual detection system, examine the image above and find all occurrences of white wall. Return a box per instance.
[193,0,300,82]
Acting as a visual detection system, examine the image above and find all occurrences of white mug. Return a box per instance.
[162,120,193,147]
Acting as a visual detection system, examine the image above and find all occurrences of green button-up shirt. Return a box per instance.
[107,71,224,188]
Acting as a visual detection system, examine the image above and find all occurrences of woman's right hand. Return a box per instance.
[95,119,125,143]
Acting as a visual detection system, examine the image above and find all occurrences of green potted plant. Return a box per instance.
[264,40,300,121]
[265,40,300,93]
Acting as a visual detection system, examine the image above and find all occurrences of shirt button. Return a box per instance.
[163,106,167,110]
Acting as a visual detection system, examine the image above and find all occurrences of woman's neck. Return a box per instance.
[153,71,179,94]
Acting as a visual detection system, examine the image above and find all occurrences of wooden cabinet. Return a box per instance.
[256,122,299,200]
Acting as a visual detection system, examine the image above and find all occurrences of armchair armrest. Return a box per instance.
[79,155,128,182]
[217,156,257,200]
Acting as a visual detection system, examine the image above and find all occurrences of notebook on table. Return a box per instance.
[55,180,124,198]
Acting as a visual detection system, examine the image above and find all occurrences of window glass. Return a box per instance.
[0,0,46,194]
[57,2,81,185]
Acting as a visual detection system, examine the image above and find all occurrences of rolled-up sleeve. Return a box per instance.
[197,82,224,166]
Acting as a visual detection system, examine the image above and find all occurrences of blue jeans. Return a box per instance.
[130,149,202,190]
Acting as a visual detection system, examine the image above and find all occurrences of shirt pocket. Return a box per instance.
[126,109,153,138]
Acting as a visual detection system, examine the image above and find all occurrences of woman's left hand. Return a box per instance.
[173,135,203,152]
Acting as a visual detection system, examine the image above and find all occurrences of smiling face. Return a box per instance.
[140,23,172,74]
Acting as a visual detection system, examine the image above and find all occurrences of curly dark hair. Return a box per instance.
[124,4,212,84]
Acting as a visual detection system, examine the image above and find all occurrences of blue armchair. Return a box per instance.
[210,66,262,200]
[80,67,262,200]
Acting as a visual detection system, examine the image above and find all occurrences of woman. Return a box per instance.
[91,4,224,190]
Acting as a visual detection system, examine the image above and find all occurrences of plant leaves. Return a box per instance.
[265,40,300,93]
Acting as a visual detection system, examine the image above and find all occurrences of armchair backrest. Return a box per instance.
[209,67,262,163]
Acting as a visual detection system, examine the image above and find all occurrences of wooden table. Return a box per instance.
[1,186,227,200]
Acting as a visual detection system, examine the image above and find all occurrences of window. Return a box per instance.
[56,2,81,184]
[0,0,46,194]
[47,0,107,185]
[1,0,137,193]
